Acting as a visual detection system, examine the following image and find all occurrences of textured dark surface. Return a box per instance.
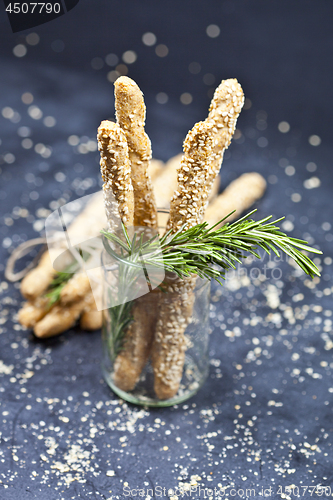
[0,1,333,498]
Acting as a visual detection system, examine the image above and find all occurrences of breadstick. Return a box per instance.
[153,153,219,228]
[80,310,102,331]
[66,190,106,241]
[112,291,160,392]
[34,293,95,338]
[114,76,157,228]
[166,120,216,232]
[152,120,216,399]
[149,158,164,180]
[153,79,244,399]
[98,120,134,229]
[18,297,51,328]
[153,153,181,208]
[20,251,56,301]
[209,175,220,201]
[205,79,244,195]
[79,281,102,330]
[204,172,267,226]
[98,110,156,391]
[151,273,196,400]
[60,272,92,305]
[154,152,219,211]
[109,77,162,391]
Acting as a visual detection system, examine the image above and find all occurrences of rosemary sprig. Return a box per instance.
[44,271,73,306]
[104,292,133,361]
[101,210,322,285]
[44,250,90,306]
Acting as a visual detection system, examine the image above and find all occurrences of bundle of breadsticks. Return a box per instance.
[17,77,266,374]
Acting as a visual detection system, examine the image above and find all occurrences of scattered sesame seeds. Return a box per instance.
[291,193,301,203]
[156,92,168,104]
[28,105,43,120]
[21,92,34,104]
[13,44,27,57]
[206,24,220,38]
[26,33,40,46]
[285,165,295,176]
[122,50,137,64]
[142,32,157,46]
[308,134,321,146]
[304,176,321,189]
[155,44,169,57]
[43,116,56,127]
[180,93,193,105]
[278,121,290,133]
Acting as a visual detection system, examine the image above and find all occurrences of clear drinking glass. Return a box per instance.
[101,213,211,407]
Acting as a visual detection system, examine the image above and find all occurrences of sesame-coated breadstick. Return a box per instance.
[151,273,196,400]
[34,293,96,338]
[153,79,245,399]
[149,158,164,181]
[98,112,158,392]
[98,120,134,229]
[80,309,102,331]
[166,120,216,232]
[153,153,182,209]
[205,79,244,195]
[79,285,102,331]
[20,251,57,301]
[112,291,160,392]
[114,76,157,228]
[60,272,92,305]
[152,120,216,399]
[204,172,267,227]
[18,296,52,329]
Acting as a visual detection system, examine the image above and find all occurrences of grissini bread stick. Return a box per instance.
[149,158,164,180]
[209,175,220,201]
[60,272,92,305]
[166,120,216,232]
[18,297,51,328]
[98,110,157,391]
[98,120,134,229]
[153,153,182,209]
[153,80,245,400]
[206,79,244,190]
[79,285,102,330]
[34,293,96,339]
[204,172,267,226]
[153,152,220,210]
[65,190,105,241]
[152,120,216,400]
[154,153,220,229]
[20,251,56,301]
[112,76,162,390]
[151,273,196,400]
[80,309,102,331]
[199,79,244,220]
[114,76,157,228]
[112,291,160,392]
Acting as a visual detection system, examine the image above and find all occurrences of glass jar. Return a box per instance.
[101,244,211,406]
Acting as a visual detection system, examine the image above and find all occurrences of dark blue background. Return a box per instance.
[0,1,332,498]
